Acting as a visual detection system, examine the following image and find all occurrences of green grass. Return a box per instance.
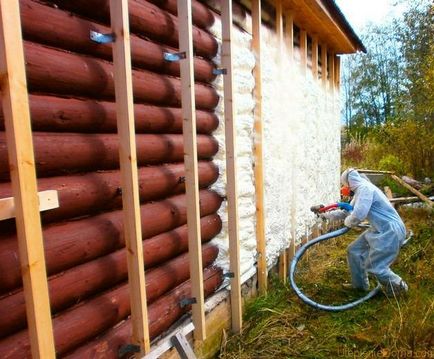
[219,208,433,359]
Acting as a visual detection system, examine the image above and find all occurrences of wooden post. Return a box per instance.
[335,55,341,89]
[275,0,286,283]
[391,175,433,207]
[285,12,294,64]
[221,0,242,333]
[0,1,55,357]
[177,0,206,340]
[329,52,335,94]
[300,30,307,75]
[321,44,328,89]
[252,0,267,294]
[384,186,395,207]
[312,36,319,80]
[109,0,150,354]
[286,10,296,262]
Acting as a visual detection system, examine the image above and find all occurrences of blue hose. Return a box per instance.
[289,227,382,311]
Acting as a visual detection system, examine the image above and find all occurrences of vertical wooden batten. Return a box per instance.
[177,0,206,340]
[334,55,341,89]
[221,0,242,333]
[285,12,294,63]
[300,30,307,75]
[329,52,335,94]
[252,0,267,294]
[275,0,287,283]
[321,44,328,89]
[312,36,319,80]
[109,0,150,354]
[0,1,56,358]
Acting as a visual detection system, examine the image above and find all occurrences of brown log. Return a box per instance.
[24,41,218,110]
[0,161,219,222]
[0,95,219,134]
[0,190,222,292]
[144,0,215,29]
[64,267,223,359]
[0,245,219,358]
[0,218,221,338]
[0,132,218,180]
[44,0,218,58]
[19,0,215,83]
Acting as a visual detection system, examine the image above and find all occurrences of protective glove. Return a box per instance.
[320,209,347,221]
[344,214,361,228]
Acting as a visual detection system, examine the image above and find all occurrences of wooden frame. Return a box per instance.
[321,44,328,89]
[252,0,267,294]
[109,0,150,354]
[300,29,307,75]
[0,1,56,357]
[275,0,287,283]
[177,0,206,340]
[312,35,319,80]
[221,0,242,333]
[0,190,59,221]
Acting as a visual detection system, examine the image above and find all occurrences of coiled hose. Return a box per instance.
[289,226,413,312]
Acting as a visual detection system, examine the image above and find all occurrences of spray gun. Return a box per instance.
[310,202,353,215]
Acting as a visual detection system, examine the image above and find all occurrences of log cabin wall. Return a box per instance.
[0,0,224,357]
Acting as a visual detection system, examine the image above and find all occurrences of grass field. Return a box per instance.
[219,208,433,359]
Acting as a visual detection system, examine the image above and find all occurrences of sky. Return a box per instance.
[334,0,406,34]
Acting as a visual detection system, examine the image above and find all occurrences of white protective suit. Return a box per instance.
[340,169,408,295]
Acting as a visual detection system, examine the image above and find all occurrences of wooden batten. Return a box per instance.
[329,52,335,94]
[109,0,150,354]
[0,0,55,357]
[221,0,242,333]
[252,0,267,294]
[334,55,341,89]
[321,43,328,89]
[177,0,206,340]
[285,11,294,63]
[300,29,307,75]
[312,35,319,80]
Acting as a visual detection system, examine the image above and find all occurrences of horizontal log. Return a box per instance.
[0,95,219,134]
[44,0,218,58]
[0,190,222,293]
[0,132,218,180]
[24,41,219,109]
[0,245,219,357]
[0,218,221,338]
[65,266,223,358]
[0,161,218,222]
[145,0,215,30]
[20,0,215,83]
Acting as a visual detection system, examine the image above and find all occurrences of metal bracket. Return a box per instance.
[223,272,234,278]
[163,51,186,62]
[212,68,227,75]
[171,332,197,359]
[118,343,140,358]
[90,30,115,44]
[179,297,196,308]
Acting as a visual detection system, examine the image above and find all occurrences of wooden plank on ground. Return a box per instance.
[252,0,267,294]
[221,0,242,333]
[391,175,433,207]
[0,1,55,357]
[384,186,395,207]
[109,0,150,354]
[0,190,59,221]
[177,0,206,340]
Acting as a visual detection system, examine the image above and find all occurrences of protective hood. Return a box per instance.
[340,168,367,190]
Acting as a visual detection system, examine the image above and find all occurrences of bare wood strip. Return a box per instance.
[0,0,55,357]
[252,0,267,294]
[221,0,242,332]
[391,175,433,207]
[177,0,206,340]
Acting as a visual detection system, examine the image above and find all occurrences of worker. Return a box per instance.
[323,168,408,297]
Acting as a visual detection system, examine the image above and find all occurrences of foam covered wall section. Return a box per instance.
[209,17,341,278]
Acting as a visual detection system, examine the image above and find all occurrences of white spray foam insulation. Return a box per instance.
[208,16,341,277]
